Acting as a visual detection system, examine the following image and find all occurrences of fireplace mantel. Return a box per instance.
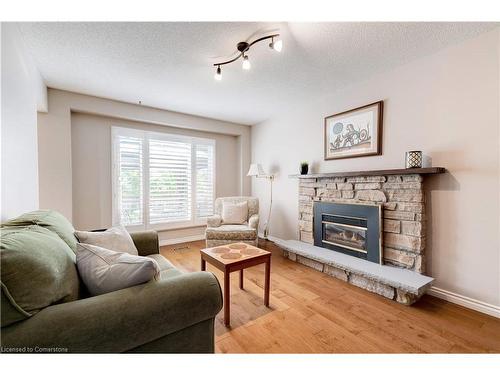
[289,167,446,179]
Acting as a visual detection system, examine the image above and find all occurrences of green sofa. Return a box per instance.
[0,210,223,353]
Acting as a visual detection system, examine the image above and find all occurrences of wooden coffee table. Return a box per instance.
[200,242,271,327]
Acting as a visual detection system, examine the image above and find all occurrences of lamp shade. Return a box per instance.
[247,163,265,177]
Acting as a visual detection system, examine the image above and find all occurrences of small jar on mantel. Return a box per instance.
[405,151,423,169]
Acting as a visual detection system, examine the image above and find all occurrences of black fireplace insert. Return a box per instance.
[313,202,382,264]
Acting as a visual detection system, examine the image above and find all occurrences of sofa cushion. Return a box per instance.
[221,201,248,224]
[146,254,174,271]
[0,225,79,327]
[1,210,77,252]
[75,225,138,256]
[146,254,182,280]
[205,224,257,240]
[76,243,160,296]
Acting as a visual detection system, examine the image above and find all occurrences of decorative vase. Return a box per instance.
[405,151,423,168]
[300,164,309,175]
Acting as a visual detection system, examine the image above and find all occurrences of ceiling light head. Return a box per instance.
[242,55,251,70]
[214,65,222,81]
[269,38,283,52]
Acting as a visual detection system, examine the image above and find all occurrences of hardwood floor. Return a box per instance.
[161,240,500,353]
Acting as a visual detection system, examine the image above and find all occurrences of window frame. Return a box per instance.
[111,125,216,232]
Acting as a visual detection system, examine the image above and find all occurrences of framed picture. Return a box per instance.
[324,101,383,160]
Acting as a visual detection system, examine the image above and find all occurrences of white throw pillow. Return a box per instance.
[221,201,248,224]
[75,225,138,256]
[76,243,160,296]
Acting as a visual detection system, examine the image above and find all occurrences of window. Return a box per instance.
[112,126,215,230]
[113,132,143,226]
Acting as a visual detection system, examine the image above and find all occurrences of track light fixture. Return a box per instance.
[213,33,282,80]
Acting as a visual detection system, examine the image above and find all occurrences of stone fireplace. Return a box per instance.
[298,172,429,272]
[276,167,445,304]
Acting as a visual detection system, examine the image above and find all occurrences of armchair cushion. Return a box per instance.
[221,201,248,224]
[205,225,257,241]
[214,197,259,218]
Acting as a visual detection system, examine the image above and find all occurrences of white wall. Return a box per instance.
[71,112,240,241]
[38,89,251,226]
[252,29,500,307]
[1,23,47,220]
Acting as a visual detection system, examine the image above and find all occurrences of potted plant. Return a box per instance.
[300,161,309,175]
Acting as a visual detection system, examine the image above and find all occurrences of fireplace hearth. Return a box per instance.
[314,202,382,264]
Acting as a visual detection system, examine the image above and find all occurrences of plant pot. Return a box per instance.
[300,165,309,175]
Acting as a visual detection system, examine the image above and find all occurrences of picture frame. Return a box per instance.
[324,101,383,160]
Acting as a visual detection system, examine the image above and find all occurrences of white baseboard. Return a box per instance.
[427,287,500,318]
[258,233,280,243]
[159,234,205,246]
[266,235,282,243]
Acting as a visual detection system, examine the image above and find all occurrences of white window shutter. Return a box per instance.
[113,132,144,226]
[148,138,192,223]
[195,142,215,219]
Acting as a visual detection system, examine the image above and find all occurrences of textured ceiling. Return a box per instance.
[18,22,497,125]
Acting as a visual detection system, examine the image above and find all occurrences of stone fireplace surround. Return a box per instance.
[276,167,445,304]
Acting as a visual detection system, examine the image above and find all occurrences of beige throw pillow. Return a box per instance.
[75,225,138,256]
[221,201,248,224]
[76,243,160,296]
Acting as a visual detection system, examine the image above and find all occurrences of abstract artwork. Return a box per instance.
[324,101,383,160]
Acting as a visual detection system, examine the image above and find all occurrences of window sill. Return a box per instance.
[127,222,208,233]
[155,223,207,233]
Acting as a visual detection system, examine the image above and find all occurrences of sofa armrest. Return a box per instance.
[248,214,259,230]
[130,230,159,256]
[0,272,222,353]
[206,215,222,228]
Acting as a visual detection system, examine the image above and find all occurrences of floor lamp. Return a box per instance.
[247,163,274,239]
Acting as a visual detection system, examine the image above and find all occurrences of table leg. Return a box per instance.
[224,270,230,327]
[201,258,206,271]
[264,257,270,307]
[239,269,244,289]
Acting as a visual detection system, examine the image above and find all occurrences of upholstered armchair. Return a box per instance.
[205,196,259,247]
